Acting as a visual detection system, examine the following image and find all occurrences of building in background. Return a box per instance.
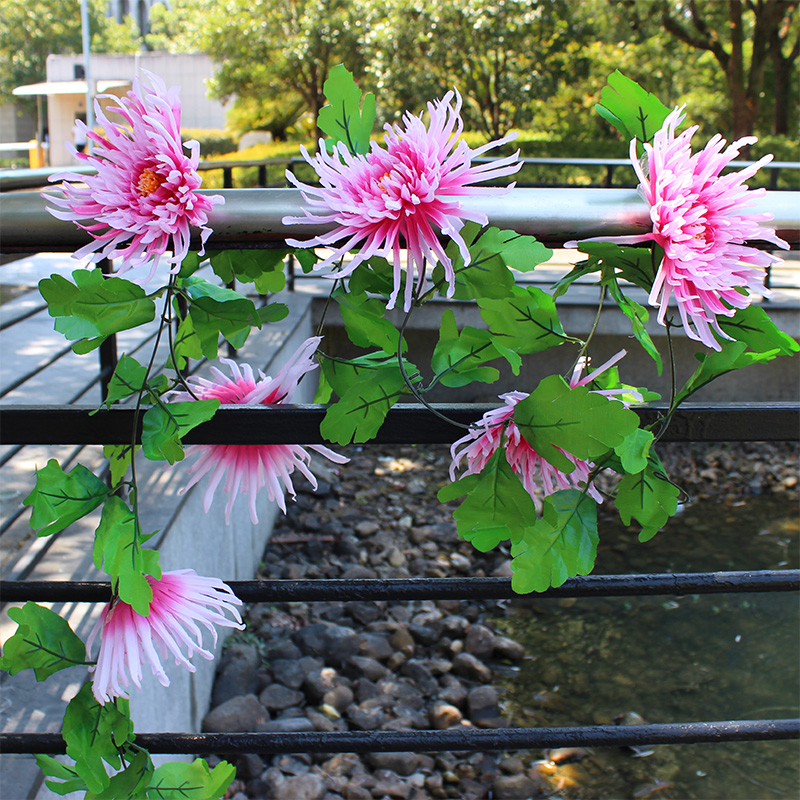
[16,53,229,168]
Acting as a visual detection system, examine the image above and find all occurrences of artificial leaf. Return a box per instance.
[63,686,134,796]
[614,427,655,474]
[438,447,537,551]
[554,242,657,298]
[180,276,261,358]
[318,64,376,155]
[177,251,203,279]
[86,747,153,799]
[716,304,800,356]
[93,496,161,614]
[319,352,397,401]
[320,364,411,445]
[258,302,289,324]
[431,309,511,387]
[434,224,516,300]
[615,461,680,542]
[514,375,640,472]
[478,285,568,354]
[208,249,287,294]
[35,755,87,796]
[146,758,236,800]
[675,340,780,405]
[0,602,87,680]
[348,257,395,296]
[141,399,220,464]
[104,444,137,487]
[101,354,148,409]
[474,227,552,273]
[604,274,662,372]
[39,269,156,353]
[171,311,204,370]
[294,248,319,274]
[510,490,598,593]
[595,70,671,145]
[24,459,110,537]
[335,287,404,353]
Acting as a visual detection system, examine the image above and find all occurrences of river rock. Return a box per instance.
[430,700,463,729]
[464,624,496,659]
[452,652,493,682]
[366,752,420,776]
[294,622,361,665]
[259,683,306,710]
[211,644,261,707]
[304,667,345,702]
[256,716,316,733]
[344,655,389,681]
[273,773,327,800]
[322,684,354,712]
[360,632,395,661]
[202,694,268,732]
[492,774,539,799]
[494,635,526,661]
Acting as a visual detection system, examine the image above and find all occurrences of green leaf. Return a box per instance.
[473,227,552,273]
[141,399,220,464]
[294,248,319,274]
[319,352,395,403]
[104,444,138,487]
[510,490,598,593]
[180,276,261,358]
[595,70,671,145]
[335,287,404,354]
[23,459,110,537]
[208,249,287,294]
[318,64,376,155]
[615,460,679,542]
[146,758,237,800]
[39,269,156,353]
[434,224,516,300]
[258,302,289,324]
[36,754,87,796]
[478,285,568,354]
[514,375,640,472]
[171,311,205,370]
[0,602,87,680]
[101,354,148,409]
[177,251,203,279]
[348,257,396,296]
[604,273,662,372]
[675,340,780,405]
[554,242,658,298]
[431,308,510,388]
[93,496,161,615]
[716,304,800,356]
[63,686,134,796]
[614,427,654,474]
[86,747,153,799]
[320,364,410,445]
[438,447,537,552]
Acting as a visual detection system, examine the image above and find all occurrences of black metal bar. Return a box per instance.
[98,259,118,402]
[2,570,797,604]
[223,167,233,189]
[258,164,267,187]
[3,719,797,756]
[0,403,797,445]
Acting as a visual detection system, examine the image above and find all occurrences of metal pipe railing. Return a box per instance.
[3,188,799,252]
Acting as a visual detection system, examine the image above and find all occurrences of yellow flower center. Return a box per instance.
[136,169,163,196]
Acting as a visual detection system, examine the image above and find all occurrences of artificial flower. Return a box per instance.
[283,90,521,310]
[85,569,243,704]
[450,350,640,506]
[168,337,348,523]
[46,71,223,284]
[570,107,788,350]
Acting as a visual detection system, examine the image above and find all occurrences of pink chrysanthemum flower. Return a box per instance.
[168,337,348,523]
[283,90,521,310]
[571,107,788,350]
[85,569,243,704]
[450,350,640,507]
[46,71,223,284]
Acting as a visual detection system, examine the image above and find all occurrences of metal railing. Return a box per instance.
[0,188,798,764]
[2,156,799,192]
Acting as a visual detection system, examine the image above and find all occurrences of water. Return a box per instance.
[499,495,799,799]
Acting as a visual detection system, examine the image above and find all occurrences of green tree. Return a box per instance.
[657,0,799,137]
[178,0,370,140]
[0,0,142,105]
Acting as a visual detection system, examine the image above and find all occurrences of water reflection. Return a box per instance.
[500,495,800,799]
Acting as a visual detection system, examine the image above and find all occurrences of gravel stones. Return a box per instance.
[202,694,269,732]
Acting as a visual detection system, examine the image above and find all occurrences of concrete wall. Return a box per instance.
[46,53,230,167]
